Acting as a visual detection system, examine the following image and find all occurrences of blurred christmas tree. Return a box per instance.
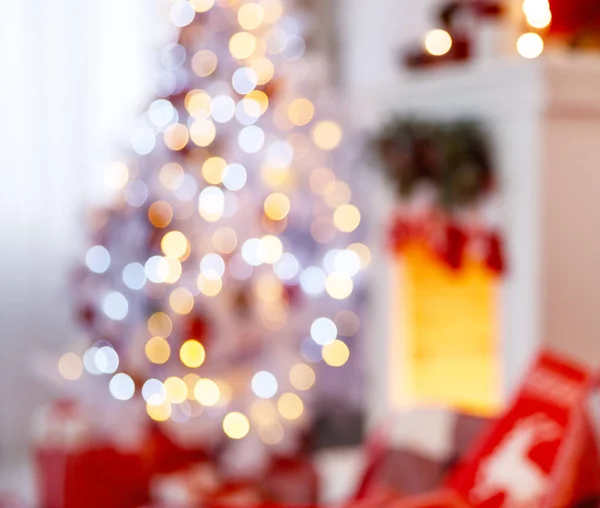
[58,0,368,476]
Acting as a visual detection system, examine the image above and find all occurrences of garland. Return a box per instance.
[374,119,505,274]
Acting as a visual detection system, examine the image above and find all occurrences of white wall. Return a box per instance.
[0,0,155,463]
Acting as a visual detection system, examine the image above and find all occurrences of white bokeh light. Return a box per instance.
[300,267,326,296]
[148,99,177,129]
[274,253,300,281]
[232,68,258,94]
[222,163,247,191]
[83,347,102,375]
[242,238,267,266]
[310,317,337,346]
[143,379,167,406]
[102,292,129,321]
[334,250,362,277]
[267,141,294,168]
[239,126,265,153]
[252,371,278,399]
[86,246,111,274]
[94,346,120,374]
[123,262,147,290]
[200,253,226,280]
[170,0,196,27]
[109,373,135,401]
[211,95,236,123]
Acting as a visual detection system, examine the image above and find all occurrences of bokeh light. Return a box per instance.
[86,246,111,274]
[161,231,189,259]
[192,50,218,77]
[202,157,227,184]
[191,0,215,13]
[104,162,129,190]
[223,412,250,439]
[212,227,238,254]
[147,400,172,422]
[287,98,315,126]
[259,420,284,444]
[277,393,304,420]
[289,363,315,391]
[312,121,342,150]
[517,32,544,59]
[264,193,290,220]
[148,312,172,338]
[194,378,220,406]
[229,32,257,60]
[148,201,173,228]
[310,317,337,346]
[425,29,453,56]
[164,377,188,404]
[58,353,83,381]
[109,373,135,401]
[145,336,171,365]
[325,272,354,300]
[322,340,350,367]
[164,123,189,151]
[169,287,195,315]
[333,204,361,233]
[190,119,217,146]
[180,340,206,368]
[238,3,265,30]
[252,371,278,399]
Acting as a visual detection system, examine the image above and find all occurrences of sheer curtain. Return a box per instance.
[0,0,155,466]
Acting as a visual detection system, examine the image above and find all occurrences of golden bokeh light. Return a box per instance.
[164,377,188,404]
[161,231,189,259]
[289,363,315,391]
[322,340,350,367]
[425,29,453,56]
[261,235,283,264]
[309,168,336,195]
[164,124,189,151]
[261,165,292,188]
[287,98,315,126]
[148,312,172,338]
[190,119,217,147]
[333,204,361,233]
[517,32,544,59]
[324,181,352,208]
[326,272,354,300]
[245,90,269,114]
[348,243,371,268]
[192,50,218,77]
[58,353,83,381]
[191,0,215,13]
[223,412,250,439]
[264,193,291,220]
[198,275,223,297]
[202,157,227,184]
[147,400,172,422]
[248,58,275,85]
[212,227,238,254]
[183,373,201,399]
[259,420,284,445]
[312,121,343,150]
[229,32,257,60]
[194,378,220,406]
[186,90,212,119]
[277,393,304,420]
[148,201,173,229]
[238,3,264,30]
[180,340,206,368]
[260,0,283,24]
[249,399,278,424]
[215,380,232,406]
[160,257,183,284]
[523,0,552,29]
[169,287,195,315]
[104,162,129,190]
[145,336,171,365]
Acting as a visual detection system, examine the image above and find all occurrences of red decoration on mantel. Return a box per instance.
[389,213,506,275]
[548,0,600,37]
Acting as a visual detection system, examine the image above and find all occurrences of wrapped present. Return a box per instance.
[446,350,600,507]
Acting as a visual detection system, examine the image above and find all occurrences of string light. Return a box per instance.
[424,29,453,56]
[277,393,304,420]
[58,353,83,381]
[223,412,250,439]
[517,32,544,59]
[146,337,171,365]
[180,340,206,368]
